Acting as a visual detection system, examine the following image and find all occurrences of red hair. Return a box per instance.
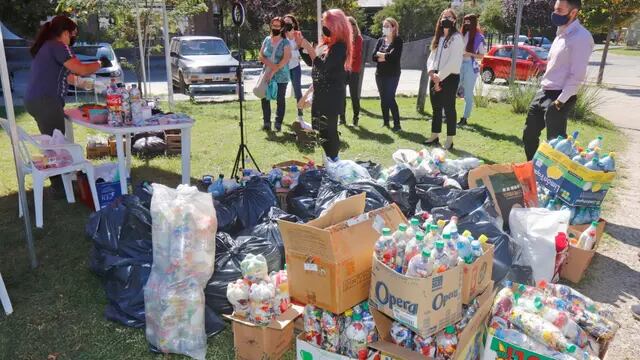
[322,9,353,71]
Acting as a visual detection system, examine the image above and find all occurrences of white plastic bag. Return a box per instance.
[144,184,217,360]
[392,149,419,167]
[509,208,570,283]
[325,158,371,185]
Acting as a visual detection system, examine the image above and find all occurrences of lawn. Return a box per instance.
[0,96,622,359]
[599,46,640,57]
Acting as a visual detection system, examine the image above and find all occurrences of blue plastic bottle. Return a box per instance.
[549,135,564,148]
[208,174,225,198]
[554,136,574,156]
[572,152,587,165]
[585,158,601,171]
[599,152,616,172]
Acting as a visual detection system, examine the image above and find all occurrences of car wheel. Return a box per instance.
[481,68,495,84]
[179,71,188,94]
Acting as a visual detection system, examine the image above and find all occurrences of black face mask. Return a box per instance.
[463,24,471,31]
[271,28,281,36]
[284,23,293,32]
[69,35,77,47]
[322,26,331,37]
[441,19,454,29]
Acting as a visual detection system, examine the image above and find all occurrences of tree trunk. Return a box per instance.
[597,12,616,85]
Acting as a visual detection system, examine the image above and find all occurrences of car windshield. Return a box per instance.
[180,39,229,56]
[73,46,114,61]
[533,48,549,60]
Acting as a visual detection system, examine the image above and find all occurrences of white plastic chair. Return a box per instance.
[0,272,12,315]
[0,119,100,228]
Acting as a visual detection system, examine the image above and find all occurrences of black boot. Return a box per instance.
[353,116,359,127]
[457,117,468,126]
[262,123,271,131]
[392,122,402,132]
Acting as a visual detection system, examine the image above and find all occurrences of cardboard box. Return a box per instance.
[225,305,303,360]
[462,243,494,304]
[279,193,408,314]
[533,143,615,207]
[468,164,525,222]
[560,219,607,283]
[370,285,494,360]
[368,255,463,337]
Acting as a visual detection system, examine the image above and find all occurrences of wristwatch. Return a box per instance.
[554,100,564,110]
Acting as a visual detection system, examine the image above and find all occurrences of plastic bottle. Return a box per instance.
[432,240,450,273]
[390,321,413,348]
[208,174,225,198]
[414,334,436,357]
[585,147,600,161]
[420,212,433,228]
[393,223,408,244]
[404,231,425,273]
[425,224,440,249]
[442,232,459,267]
[493,328,577,360]
[360,302,378,344]
[534,303,589,348]
[129,84,143,125]
[549,135,564,148]
[321,311,340,352]
[338,309,353,355]
[509,307,578,354]
[491,283,515,320]
[249,281,276,325]
[457,298,480,333]
[375,227,392,261]
[587,135,603,151]
[226,278,250,318]
[578,221,598,250]
[289,165,301,188]
[436,219,447,232]
[435,325,458,359]
[554,136,574,156]
[546,197,558,210]
[118,84,131,124]
[599,152,615,172]
[456,232,472,261]
[303,305,322,346]
[470,240,483,259]
[408,218,421,239]
[270,266,290,315]
[585,158,601,171]
[345,312,368,358]
[443,216,459,235]
[406,249,434,278]
[106,78,122,126]
[572,152,588,165]
[394,230,407,274]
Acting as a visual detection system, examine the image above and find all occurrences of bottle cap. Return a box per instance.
[591,221,599,227]
[352,312,362,321]
[464,256,473,264]
[437,219,446,228]
[399,223,408,232]
[462,230,472,238]
[451,216,458,222]
[284,263,287,270]
[443,233,451,240]
[411,218,420,226]
[382,228,392,236]
[430,224,439,231]
[534,297,543,310]
[609,152,615,158]
[538,280,548,289]
[566,344,577,353]
[416,232,425,241]
[344,309,353,317]
[422,249,431,258]
[597,135,603,140]
[445,325,456,334]
[478,234,489,244]
[435,240,444,249]
[421,212,430,220]
[362,302,369,311]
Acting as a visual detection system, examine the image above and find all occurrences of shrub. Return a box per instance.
[570,84,602,121]
[506,78,541,114]
[474,80,490,108]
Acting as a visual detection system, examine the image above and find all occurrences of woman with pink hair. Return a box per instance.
[295,9,352,162]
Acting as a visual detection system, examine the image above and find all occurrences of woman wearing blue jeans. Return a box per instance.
[283,14,305,123]
[457,14,486,127]
[259,17,291,132]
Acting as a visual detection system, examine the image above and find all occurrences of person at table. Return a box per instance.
[372,17,403,131]
[24,15,107,197]
[259,16,292,132]
[295,9,352,162]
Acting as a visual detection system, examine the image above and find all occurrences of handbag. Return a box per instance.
[253,38,282,99]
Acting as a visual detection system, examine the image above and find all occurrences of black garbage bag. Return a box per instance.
[205,232,282,315]
[450,171,470,190]
[238,207,301,266]
[133,182,153,209]
[219,176,278,232]
[357,160,383,180]
[288,169,325,199]
[386,166,417,217]
[102,260,150,328]
[417,186,463,211]
[214,200,239,234]
[204,303,226,337]
[288,196,317,221]
[315,177,350,216]
[314,177,390,217]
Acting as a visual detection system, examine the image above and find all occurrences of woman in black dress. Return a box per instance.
[295,9,352,161]
[372,17,403,131]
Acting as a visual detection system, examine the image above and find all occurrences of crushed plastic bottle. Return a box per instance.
[375,227,392,261]
[249,281,276,325]
[240,254,269,283]
[587,135,603,151]
[435,325,458,359]
[361,302,378,344]
[226,279,250,318]
[289,165,301,188]
[390,321,413,348]
[509,307,577,354]
[207,174,225,198]
[345,312,368,358]
[493,328,577,360]
[414,334,436,357]
[406,249,434,278]
[321,310,340,352]
[404,231,425,273]
[394,228,408,273]
[549,135,564,148]
[457,298,480,333]
[599,152,615,172]
[456,231,473,261]
[535,303,589,348]
[433,240,450,273]
[303,305,323,347]
[270,266,290,315]
[491,284,515,320]
[339,309,353,355]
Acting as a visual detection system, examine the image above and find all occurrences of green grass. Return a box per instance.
[0,97,623,359]
[606,47,640,57]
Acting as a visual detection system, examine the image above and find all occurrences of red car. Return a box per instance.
[480,45,548,84]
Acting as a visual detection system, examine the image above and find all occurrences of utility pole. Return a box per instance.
[510,0,524,83]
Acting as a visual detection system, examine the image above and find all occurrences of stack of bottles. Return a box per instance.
[488,280,619,360]
[303,302,378,359]
[548,132,616,173]
[570,221,599,251]
[267,160,318,189]
[538,189,601,226]
[374,215,487,277]
[388,299,481,359]
[105,78,146,126]
[225,254,291,325]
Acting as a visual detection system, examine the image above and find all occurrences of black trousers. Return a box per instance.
[340,71,361,123]
[25,96,66,190]
[261,82,288,126]
[313,114,340,159]
[523,89,577,160]
[429,74,460,136]
[375,75,400,127]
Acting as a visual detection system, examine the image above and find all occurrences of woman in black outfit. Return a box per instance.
[296,9,352,161]
[372,17,403,131]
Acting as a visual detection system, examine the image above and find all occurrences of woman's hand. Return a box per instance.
[293,31,303,46]
[376,52,386,62]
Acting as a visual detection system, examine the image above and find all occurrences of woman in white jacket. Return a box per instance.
[424,8,464,150]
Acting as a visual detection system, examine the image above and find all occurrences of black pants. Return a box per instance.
[375,75,400,127]
[25,96,66,190]
[523,90,577,160]
[430,74,460,136]
[313,114,340,159]
[340,71,361,123]
[261,82,288,127]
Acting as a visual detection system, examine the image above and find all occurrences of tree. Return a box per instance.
[502,0,556,37]
[370,0,449,41]
[482,0,509,33]
[0,0,57,39]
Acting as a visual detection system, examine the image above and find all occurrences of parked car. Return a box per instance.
[505,35,529,46]
[526,36,552,50]
[70,43,124,92]
[480,45,548,84]
[169,36,239,93]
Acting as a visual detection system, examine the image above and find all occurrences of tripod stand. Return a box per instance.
[231,27,260,178]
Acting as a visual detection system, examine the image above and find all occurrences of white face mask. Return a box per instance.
[383,27,391,36]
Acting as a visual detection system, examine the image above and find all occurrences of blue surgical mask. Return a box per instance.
[551,12,570,27]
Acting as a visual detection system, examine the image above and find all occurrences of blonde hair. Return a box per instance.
[384,17,399,38]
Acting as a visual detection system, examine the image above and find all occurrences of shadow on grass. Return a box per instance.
[466,123,524,147]
[448,147,496,165]
[605,222,640,248]
[397,129,428,144]
[343,124,394,144]
[359,107,425,122]
[264,128,317,155]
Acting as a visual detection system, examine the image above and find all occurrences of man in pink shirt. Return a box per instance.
[522,0,594,160]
